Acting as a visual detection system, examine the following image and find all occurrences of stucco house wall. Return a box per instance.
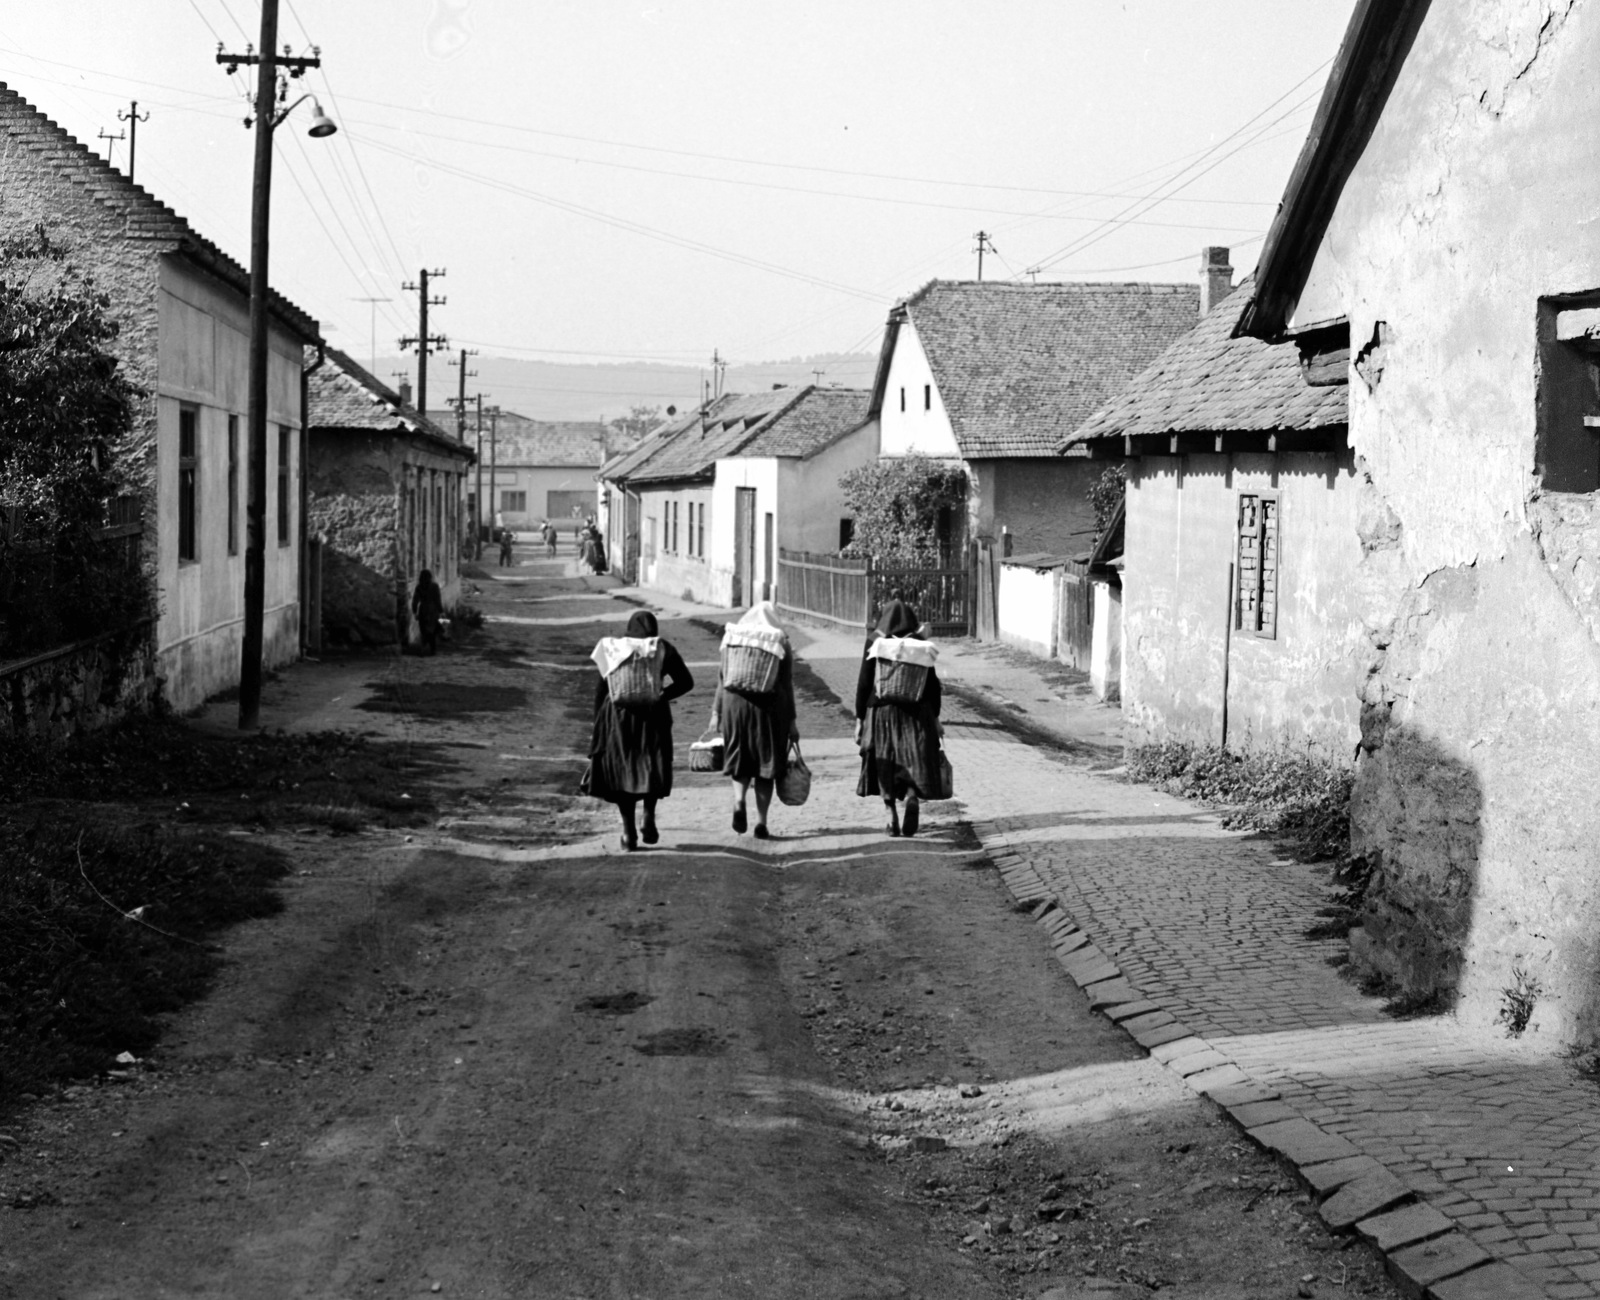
[1121,452,1395,758]
[1279,1,1600,1039]
[640,483,717,605]
[996,561,1059,659]
[974,457,1104,557]
[879,323,960,460]
[156,260,303,709]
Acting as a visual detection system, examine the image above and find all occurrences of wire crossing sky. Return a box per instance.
[0,1,1355,373]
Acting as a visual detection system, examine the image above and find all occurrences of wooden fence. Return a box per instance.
[776,548,972,637]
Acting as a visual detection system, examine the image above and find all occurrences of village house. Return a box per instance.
[427,407,609,539]
[609,386,873,608]
[0,84,318,714]
[867,278,1201,567]
[307,350,473,648]
[1233,0,1600,1041]
[1067,260,1390,750]
[598,408,697,585]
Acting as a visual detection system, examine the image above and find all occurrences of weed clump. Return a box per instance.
[1126,740,1351,862]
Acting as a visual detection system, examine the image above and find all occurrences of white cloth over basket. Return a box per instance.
[867,636,938,667]
[590,635,661,677]
[721,623,787,654]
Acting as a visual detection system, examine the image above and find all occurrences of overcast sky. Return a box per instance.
[1,2,1355,376]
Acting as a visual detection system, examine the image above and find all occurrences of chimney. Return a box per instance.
[1200,246,1234,316]
[397,377,414,407]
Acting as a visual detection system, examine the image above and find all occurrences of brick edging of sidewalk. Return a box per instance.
[971,817,1548,1300]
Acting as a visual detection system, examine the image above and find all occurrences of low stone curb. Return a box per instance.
[975,836,1549,1300]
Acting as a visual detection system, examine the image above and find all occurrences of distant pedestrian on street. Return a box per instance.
[411,569,444,656]
[543,520,557,557]
[579,518,607,574]
[855,599,943,837]
[711,602,798,839]
[499,530,514,567]
[582,610,694,851]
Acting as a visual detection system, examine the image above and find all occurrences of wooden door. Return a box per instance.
[734,488,756,607]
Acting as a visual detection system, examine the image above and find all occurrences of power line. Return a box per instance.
[359,135,885,304]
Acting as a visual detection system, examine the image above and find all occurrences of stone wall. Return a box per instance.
[0,622,160,742]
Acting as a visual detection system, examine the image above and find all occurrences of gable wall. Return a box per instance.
[1291,0,1600,1039]
[879,322,961,459]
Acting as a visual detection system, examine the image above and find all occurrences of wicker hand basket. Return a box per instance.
[722,643,781,695]
[688,727,724,772]
[874,658,929,706]
[608,653,663,707]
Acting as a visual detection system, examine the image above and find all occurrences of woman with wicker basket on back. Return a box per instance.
[856,599,946,837]
[582,610,694,851]
[710,602,799,839]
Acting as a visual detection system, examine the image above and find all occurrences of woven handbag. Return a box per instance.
[928,743,954,801]
[688,727,724,773]
[776,741,811,807]
[608,648,663,707]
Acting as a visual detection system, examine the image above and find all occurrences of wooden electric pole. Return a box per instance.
[118,101,150,183]
[218,11,328,729]
[399,269,447,418]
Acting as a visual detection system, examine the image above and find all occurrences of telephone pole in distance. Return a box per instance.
[399,268,447,417]
[118,101,150,183]
[974,230,997,282]
[448,347,478,444]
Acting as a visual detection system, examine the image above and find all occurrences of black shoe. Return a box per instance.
[641,820,659,845]
[902,802,920,838]
[753,824,770,840]
[886,818,901,838]
[732,807,748,834]
[620,831,639,852]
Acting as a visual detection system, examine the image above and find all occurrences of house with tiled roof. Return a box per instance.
[1222,0,1600,1049]
[0,82,320,713]
[309,351,473,646]
[602,386,875,606]
[596,404,702,584]
[867,277,1201,568]
[712,387,875,607]
[1068,260,1406,755]
[426,408,611,541]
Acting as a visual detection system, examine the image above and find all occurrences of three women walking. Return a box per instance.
[583,598,944,847]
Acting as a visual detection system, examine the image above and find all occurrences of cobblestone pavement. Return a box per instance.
[938,720,1600,1300]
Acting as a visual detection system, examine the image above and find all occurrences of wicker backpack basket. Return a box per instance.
[608,649,664,707]
[722,642,781,695]
[873,658,930,706]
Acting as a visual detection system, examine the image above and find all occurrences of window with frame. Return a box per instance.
[277,426,291,546]
[1235,492,1279,639]
[697,503,705,558]
[178,406,198,562]
[923,383,932,411]
[671,501,679,553]
[226,414,239,555]
[501,490,527,513]
[1537,296,1600,492]
[899,386,905,413]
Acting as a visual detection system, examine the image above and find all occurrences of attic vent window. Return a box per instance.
[923,383,931,412]
[1537,296,1600,492]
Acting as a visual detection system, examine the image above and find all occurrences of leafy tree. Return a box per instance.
[0,226,148,655]
[1088,463,1126,535]
[608,404,665,445]
[838,454,967,567]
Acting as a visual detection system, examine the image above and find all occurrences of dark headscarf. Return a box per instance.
[626,610,660,638]
[873,600,920,639]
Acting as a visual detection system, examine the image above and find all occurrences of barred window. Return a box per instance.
[1236,492,1279,639]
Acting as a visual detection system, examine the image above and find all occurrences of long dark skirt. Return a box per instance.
[856,703,940,800]
[582,698,673,802]
[721,690,789,782]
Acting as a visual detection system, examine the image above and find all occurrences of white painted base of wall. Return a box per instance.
[158,602,300,714]
[1090,581,1121,702]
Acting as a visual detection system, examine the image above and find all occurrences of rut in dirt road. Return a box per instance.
[0,551,1398,1300]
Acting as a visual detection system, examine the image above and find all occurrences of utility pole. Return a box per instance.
[711,348,726,399]
[117,101,150,183]
[487,404,502,546]
[399,268,447,420]
[974,230,997,282]
[473,394,486,558]
[448,348,478,443]
[352,295,391,374]
[97,125,124,168]
[217,7,330,730]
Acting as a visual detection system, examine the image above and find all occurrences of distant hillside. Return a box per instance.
[373,351,878,423]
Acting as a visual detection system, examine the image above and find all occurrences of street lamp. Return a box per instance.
[218,5,336,729]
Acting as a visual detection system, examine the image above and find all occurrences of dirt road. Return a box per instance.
[0,551,1399,1299]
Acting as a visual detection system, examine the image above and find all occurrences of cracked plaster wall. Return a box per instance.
[1294,0,1600,1039]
